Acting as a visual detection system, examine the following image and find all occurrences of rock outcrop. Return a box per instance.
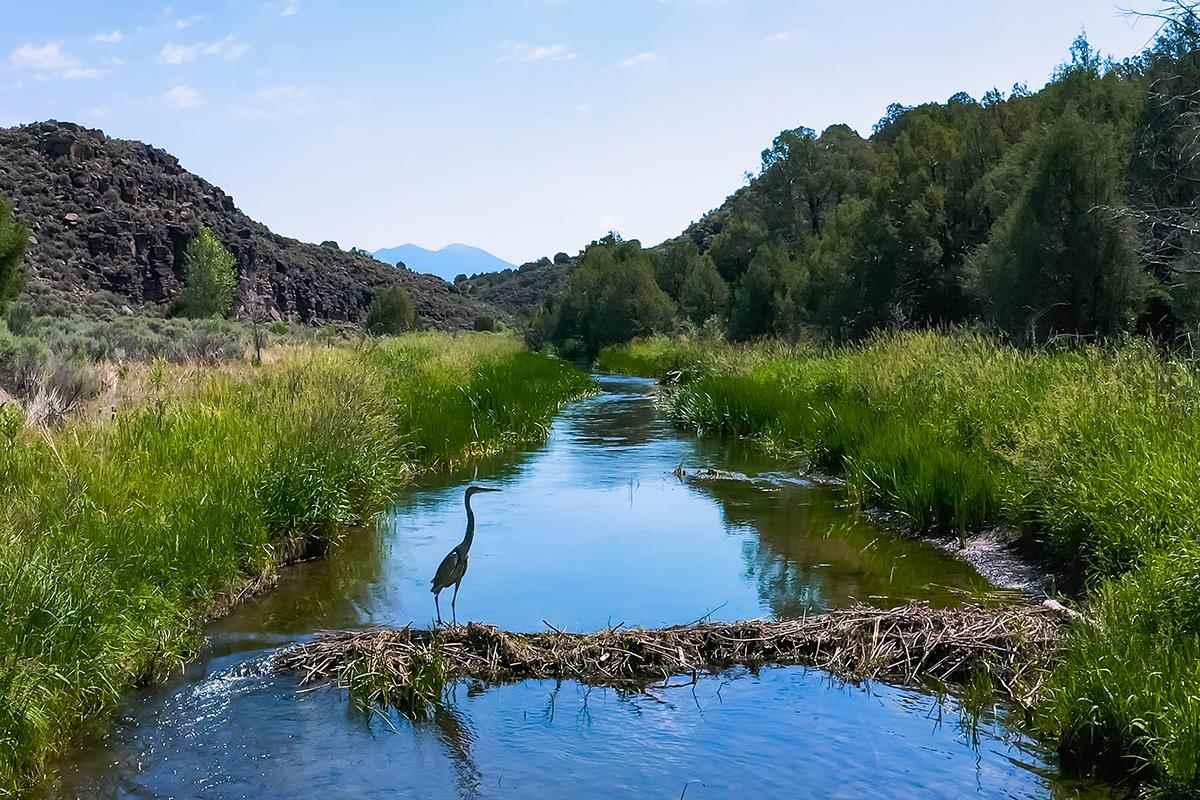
[0,121,503,328]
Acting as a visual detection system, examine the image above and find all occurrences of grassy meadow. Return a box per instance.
[0,333,592,796]
[598,331,1200,796]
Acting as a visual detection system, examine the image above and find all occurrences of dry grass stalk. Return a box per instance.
[275,602,1062,713]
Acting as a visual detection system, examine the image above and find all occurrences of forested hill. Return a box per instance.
[524,18,1200,355]
[0,121,504,328]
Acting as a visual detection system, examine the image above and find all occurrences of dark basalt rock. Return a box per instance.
[0,120,505,328]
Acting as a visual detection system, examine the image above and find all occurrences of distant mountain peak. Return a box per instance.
[372,242,513,282]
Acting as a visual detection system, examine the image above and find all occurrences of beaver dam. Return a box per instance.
[275,601,1064,713]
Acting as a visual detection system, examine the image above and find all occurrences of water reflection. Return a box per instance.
[39,374,1115,799]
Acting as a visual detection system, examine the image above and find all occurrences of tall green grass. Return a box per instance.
[600,331,1200,794]
[0,333,592,796]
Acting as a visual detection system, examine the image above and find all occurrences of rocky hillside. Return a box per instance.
[0,121,503,328]
[458,257,574,318]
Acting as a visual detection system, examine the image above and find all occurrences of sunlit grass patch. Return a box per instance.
[0,333,592,795]
[600,330,1200,794]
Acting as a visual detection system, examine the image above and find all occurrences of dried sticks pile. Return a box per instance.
[275,602,1062,712]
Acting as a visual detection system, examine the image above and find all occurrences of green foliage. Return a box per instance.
[4,302,32,336]
[366,285,417,336]
[1044,544,1200,794]
[29,314,246,363]
[679,254,729,326]
[0,197,29,310]
[729,244,807,340]
[0,334,593,793]
[177,227,238,319]
[541,235,675,357]
[0,325,49,396]
[708,216,767,283]
[967,109,1146,342]
[655,239,700,301]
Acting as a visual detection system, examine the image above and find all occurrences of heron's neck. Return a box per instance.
[461,494,476,550]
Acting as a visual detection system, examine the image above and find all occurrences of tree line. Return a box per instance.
[540,7,1200,356]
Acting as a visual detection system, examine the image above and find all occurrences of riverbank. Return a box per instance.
[598,331,1200,796]
[0,333,593,797]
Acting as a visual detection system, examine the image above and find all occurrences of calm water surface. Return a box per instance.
[42,375,1113,799]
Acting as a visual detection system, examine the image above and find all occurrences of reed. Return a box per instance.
[0,333,593,796]
[599,330,1200,794]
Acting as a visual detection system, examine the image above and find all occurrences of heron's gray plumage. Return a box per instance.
[431,485,499,624]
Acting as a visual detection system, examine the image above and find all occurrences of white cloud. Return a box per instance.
[234,84,312,119]
[620,51,657,68]
[175,15,203,29]
[160,42,200,64]
[93,30,125,44]
[281,0,300,16]
[164,84,203,108]
[257,85,308,102]
[576,102,593,114]
[8,42,103,80]
[504,42,576,63]
[765,31,791,42]
[161,35,249,65]
[203,35,250,61]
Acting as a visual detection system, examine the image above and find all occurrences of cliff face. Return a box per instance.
[0,121,501,328]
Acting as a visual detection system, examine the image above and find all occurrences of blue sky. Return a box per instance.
[1,1,1159,264]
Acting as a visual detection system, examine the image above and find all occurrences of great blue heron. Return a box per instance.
[431,485,500,624]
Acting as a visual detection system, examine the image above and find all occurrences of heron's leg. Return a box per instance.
[451,580,461,625]
[434,592,443,625]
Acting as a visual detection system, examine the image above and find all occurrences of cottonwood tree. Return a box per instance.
[0,197,28,311]
[178,227,238,319]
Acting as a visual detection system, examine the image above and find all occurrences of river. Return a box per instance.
[39,375,1113,799]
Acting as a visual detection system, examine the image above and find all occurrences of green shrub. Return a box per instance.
[176,227,238,319]
[366,286,417,335]
[0,328,49,397]
[0,196,28,309]
[4,303,32,336]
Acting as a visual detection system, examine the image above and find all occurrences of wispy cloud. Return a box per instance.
[257,85,308,102]
[174,15,203,30]
[8,42,103,79]
[160,35,250,65]
[92,30,125,44]
[164,84,203,108]
[203,35,250,60]
[160,42,200,64]
[233,85,313,120]
[620,51,657,68]
[504,42,576,63]
[281,0,300,16]
[765,31,791,42]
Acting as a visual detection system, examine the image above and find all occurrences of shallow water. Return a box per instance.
[41,375,1114,799]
